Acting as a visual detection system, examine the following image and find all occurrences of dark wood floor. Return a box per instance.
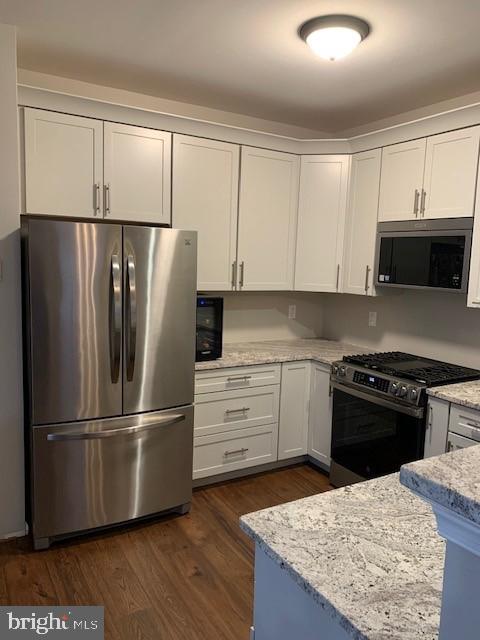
[0,464,331,639]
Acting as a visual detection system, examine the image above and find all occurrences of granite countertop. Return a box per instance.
[240,474,444,640]
[400,445,480,527]
[195,338,372,371]
[428,380,480,412]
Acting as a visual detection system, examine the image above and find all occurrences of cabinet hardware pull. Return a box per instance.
[225,407,250,414]
[466,421,480,429]
[413,189,420,216]
[227,375,252,382]
[94,183,100,215]
[239,261,245,288]
[104,183,111,215]
[231,261,237,289]
[364,265,370,293]
[428,405,433,444]
[336,264,340,291]
[224,448,249,457]
[420,189,426,216]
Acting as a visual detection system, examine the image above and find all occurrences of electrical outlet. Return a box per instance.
[368,311,377,327]
[288,304,296,320]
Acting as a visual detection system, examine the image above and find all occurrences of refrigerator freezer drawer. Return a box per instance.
[31,406,193,542]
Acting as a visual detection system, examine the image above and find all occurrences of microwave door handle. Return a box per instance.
[126,254,137,382]
[330,381,424,418]
[110,254,122,383]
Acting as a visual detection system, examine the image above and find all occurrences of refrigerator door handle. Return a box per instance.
[110,253,122,383]
[126,254,137,382]
[46,413,186,441]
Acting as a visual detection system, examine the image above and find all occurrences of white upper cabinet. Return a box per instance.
[378,138,427,222]
[422,127,480,219]
[237,147,299,290]
[295,155,350,292]
[172,135,239,291]
[343,149,381,296]
[24,108,103,218]
[103,122,171,224]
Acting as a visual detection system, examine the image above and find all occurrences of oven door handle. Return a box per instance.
[330,381,425,419]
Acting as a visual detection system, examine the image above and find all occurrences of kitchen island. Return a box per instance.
[241,473,444,640]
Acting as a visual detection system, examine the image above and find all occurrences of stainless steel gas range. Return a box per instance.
[329,352,480,488]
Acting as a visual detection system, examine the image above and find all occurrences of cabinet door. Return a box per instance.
[104,122,171,224]
[295,155,350,292]
[237,147,299,290]
[278,362,310,460]
[468,170,480,308]
[378,139,426,222]
[343,149,381,296]
[424,398,449,458]
[423,127,480,219]
[24,108,103,218]
[172,135,239,290]
[308,363,332,467]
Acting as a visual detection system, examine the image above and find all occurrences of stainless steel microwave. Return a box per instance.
[375,218,473,293]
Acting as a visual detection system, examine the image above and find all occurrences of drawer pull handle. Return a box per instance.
[466,421,480,429]
[227,375,252,382]
[225,407,250,415]
[224,447,249,457]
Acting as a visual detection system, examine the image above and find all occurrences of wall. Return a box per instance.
[221,292,323,343]
[0,25,25,538]
[323,290,480,370]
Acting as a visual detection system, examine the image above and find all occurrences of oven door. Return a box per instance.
[330,382,426,487]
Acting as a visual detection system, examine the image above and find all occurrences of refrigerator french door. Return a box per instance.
[23,218,197,549]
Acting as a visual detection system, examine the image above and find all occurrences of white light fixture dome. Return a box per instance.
[300,15,370,61]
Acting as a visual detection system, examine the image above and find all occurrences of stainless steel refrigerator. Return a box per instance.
[22,218,197,549]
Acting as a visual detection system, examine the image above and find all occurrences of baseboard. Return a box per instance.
[193,455,311,489]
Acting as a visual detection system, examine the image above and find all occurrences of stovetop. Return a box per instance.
[343,351,480,386]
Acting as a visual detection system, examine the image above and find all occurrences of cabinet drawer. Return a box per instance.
[195,364,281,394]
[194,386,279,437]
[449,404,480,443]
[193,424,278,479]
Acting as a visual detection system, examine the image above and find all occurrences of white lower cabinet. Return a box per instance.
[193,364,281,480]
[194,360,334,481]
[193,425,278,480]
[278,362,311,460]
[307,363,332,467]
[424,397,449,458]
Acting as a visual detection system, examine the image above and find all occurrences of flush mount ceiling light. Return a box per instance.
[299,15,370,61]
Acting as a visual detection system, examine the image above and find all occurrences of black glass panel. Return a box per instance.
[196,297,223,361]
[378,235,465,289]
[331,390,425,480]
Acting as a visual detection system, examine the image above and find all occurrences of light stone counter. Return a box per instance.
[195,338,372,371]
[427,380,480,412]
[400,444,480,528]
[241,474,444,640]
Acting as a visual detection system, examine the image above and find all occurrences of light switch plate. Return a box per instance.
[288,304,296,319]
[368,311,377,327]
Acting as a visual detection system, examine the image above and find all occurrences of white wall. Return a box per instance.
[323,290,480,370]
[220,292,323,343]
[0,25,25,538]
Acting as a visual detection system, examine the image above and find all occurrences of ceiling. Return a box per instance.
[1,0,480,135]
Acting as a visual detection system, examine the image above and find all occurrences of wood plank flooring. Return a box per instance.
[0,464,331,640]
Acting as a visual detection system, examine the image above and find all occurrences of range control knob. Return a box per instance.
[338,365,347,377]
[332,365,339,375]
[409,387,419,402]
[391,382,399,395]
[398,385,408,398]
